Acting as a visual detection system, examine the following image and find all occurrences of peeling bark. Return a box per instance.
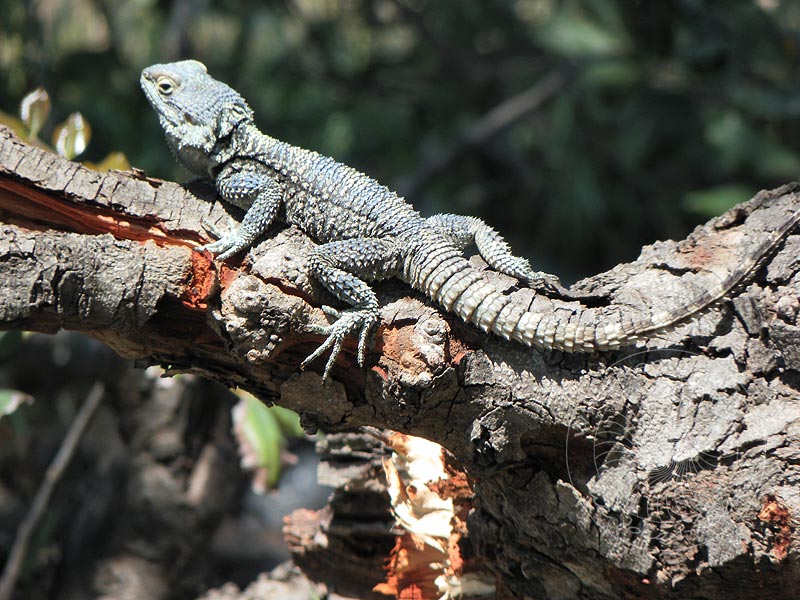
[1,125,799,599]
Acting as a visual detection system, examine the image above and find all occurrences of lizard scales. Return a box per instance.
[141,60,798,378]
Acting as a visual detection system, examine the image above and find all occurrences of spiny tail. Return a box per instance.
[412,207,800,352]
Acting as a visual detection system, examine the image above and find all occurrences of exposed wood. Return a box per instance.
[1,125,799,599]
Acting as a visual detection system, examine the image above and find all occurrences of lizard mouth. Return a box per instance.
[140,74,160,108]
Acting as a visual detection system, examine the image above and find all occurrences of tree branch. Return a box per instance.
[1,125,799,599]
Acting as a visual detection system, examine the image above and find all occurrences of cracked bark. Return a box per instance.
[1,125,799,600]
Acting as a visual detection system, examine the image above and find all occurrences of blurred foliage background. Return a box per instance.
[2,1,800,596]
[3,0,800,280]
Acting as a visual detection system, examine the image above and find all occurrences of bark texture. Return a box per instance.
[1,125,799,599]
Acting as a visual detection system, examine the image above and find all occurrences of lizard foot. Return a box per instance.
[524,270,569,297]
[301,306,378,380]
[511,260,568,296]
[500,257,568,296]
[198,227,255,261]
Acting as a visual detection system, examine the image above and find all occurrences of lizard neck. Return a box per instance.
[165,125,217,177]
[220,123,276,161]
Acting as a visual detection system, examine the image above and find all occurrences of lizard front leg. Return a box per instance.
[301,237,401,379]
[427,213,564,293]
[202,162,284,260]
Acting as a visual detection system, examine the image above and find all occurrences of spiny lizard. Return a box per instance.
[141,60,799,379]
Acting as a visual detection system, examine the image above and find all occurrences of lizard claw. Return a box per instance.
[525,271,569,297]
[321,305,341,319]
[199,236,245,260]
[301,308,378,380]
[513,260,568,296]
[198,226,257,260]
[200,217,225,241]
[501,258,568,297]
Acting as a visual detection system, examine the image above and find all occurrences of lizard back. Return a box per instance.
[141,60,800,376]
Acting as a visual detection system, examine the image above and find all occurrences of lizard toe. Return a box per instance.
[524,270,568,296]
[321,305,341,319]
[200,217,225,240]
[200,235,249,260]
[302,309,378,378]
[356,314,378,367]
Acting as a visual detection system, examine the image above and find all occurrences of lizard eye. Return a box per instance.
[156,77,175,95]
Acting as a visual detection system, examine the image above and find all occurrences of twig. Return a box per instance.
[0,382,104,600]
[400,70,569,199]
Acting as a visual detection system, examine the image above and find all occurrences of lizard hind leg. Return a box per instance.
[426,213,563,293]
[301,237,401,379]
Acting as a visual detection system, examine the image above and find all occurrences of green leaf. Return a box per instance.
[236,394,285,489]
[704,110,750,172]
[751,140,800,180]
[581,59,641,88]
[270,405,305,437]
[0,389,33,419]
[52,112,91,159]
[705,109,800,179]
[535,3,630,58]
[683,184,756,218]
[19,87,51,139]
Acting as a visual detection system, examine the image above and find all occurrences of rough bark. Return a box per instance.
[1,125,799,599]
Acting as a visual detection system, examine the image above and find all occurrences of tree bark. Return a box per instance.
[1,125,799,599]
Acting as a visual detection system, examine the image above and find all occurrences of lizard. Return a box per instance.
[141,60,800,379]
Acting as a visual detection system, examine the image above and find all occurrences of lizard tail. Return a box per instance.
[419,206,800,353]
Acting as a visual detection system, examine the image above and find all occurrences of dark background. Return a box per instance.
[4,0,799,280]
[1,1,800,597]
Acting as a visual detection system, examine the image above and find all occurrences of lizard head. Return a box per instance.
[141,60,253,174]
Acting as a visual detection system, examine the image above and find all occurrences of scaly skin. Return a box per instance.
[141,60,800,379]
